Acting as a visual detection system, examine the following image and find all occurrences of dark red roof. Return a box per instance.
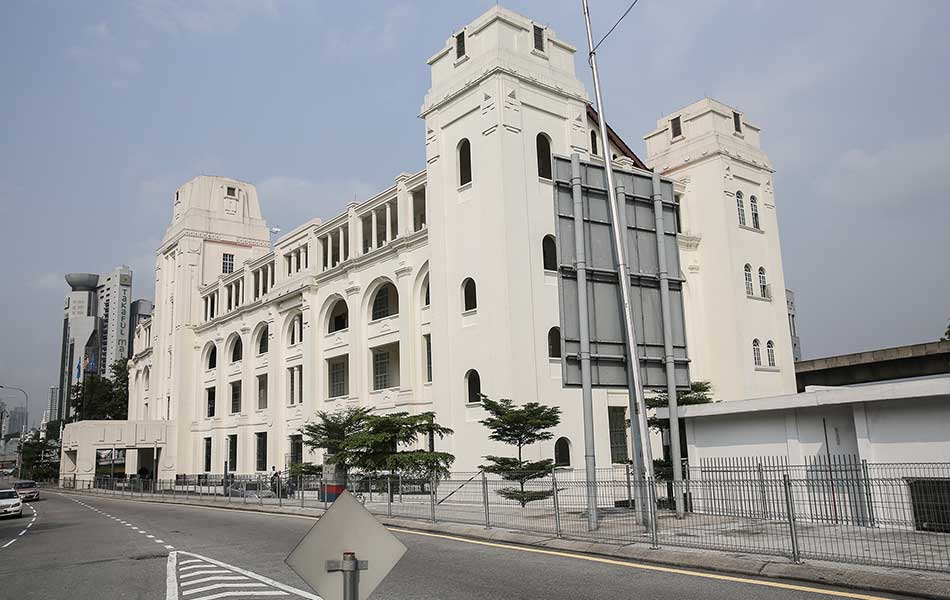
[586,104,648,171]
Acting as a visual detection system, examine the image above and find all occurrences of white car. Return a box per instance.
[0,489,23,518]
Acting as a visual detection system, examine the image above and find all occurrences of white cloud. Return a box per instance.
[65,20,141,85]
[820,134,950,209]
[134,0,278,34]
[320,2,419,58]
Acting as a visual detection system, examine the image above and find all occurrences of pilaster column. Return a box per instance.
[338,226,345,262]
[371,210,378,250]
[385,202,392,244]
[395,265,413,393]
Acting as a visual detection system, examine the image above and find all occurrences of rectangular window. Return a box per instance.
[222,253,234,274]
[287,366,302,405]
[226,186,236,197]
[670,116,682,138]
[424,334,432,383]
[203,437,212,472]
[373,350,390,391]
[227,434,237,472]
[533,25,544,51]
[329,357,347,398]
[255,432,267,472]
[290,434,303,466]
[455,31,465,59]
[206,387,216,418]
[733,111,742,133]
[230,381,241,414]
[257,374,268,410]
[608,407,629,463]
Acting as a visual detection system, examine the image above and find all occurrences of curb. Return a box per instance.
[55,489,950,599]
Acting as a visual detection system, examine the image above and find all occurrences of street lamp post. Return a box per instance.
[0,386,29,479]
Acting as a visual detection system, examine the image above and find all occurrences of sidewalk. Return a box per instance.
[56,487,950,599]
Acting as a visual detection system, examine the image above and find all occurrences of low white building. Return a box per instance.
[61,6,798,480]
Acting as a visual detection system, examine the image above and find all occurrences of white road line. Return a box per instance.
[156,539,166,543]
[174,551,321,600]
[166,551,179,600]
[2,540,14,548]
[180,576,252,587]
[166,545,176,550]
[190,591,288,600]
[18,530,26,536]
[180,564,215,571]
[179,559,204,565]
[181,570,234,579]
[182,582,267,596]
[26,523,32,528]
[147,535,155,539]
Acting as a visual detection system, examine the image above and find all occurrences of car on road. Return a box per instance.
[13,480,39,501]
[0,489,23,518]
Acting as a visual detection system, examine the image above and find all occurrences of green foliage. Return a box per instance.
[288,462,323,477]
[18,436,59,480]
[645,381,713,432]
[942,319,950,341]
[478,396,561,507]
[300,408,455,479]
[68,359,130,421]
[45,420,63,441]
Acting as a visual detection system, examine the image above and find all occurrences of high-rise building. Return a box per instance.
[129,299,154,356]
[8,405,28,434]
[56,266,135,421]
[47,386,60,423]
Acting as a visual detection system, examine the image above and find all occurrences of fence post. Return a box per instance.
[399,474,403,504]
[552,469,562,538]
[862,459,875,528]
[648,477,659,549]
[429,474,437,523]
[386,475,393,517]
[278,476,282,508]
[782,474,801,563]
[757,462,769,519]
[481,472,491,529]
[625,465,633,509]
[300,476,305,509]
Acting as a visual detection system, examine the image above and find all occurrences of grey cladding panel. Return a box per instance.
[554,156,690,389]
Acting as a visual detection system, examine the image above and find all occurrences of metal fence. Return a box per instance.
[60,459,950,573]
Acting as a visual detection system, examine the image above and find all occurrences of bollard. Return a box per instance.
[387,476,392,517]
[782,474,801,563]
[481,472,491,529]
[322,478,328,510]
[552,470,562,538]
[429,475,437,523]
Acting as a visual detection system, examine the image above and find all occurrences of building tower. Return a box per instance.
[644,98,796,400]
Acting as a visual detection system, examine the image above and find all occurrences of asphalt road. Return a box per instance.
[0,490,918,600]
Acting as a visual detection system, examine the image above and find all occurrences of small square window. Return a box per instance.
[733,111,742,133]
[670,116,682,138]
[455,32,465,59]
[533,25,544,52]
[226,186,236,197]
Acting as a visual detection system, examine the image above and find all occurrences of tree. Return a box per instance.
[478,396,561,507]
[18,436,59,480]
[646,381,713,480]
[68,359,130,421]
[346,412,454,478]
[300,408,455,480]
[300,406,371,481]
[942,319,950,341]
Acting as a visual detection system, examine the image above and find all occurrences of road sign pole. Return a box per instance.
[326,551,367,600]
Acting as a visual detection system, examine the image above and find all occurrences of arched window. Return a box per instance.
[752,339,762,367]
[462,278,477,312]
[536,133,552,179]
[548,327,561,359]
[231,337,243,363]
[458,138,472,187]
[766,340,776,367]
[736,191,746,226]
[289,313,303,346]
[750,196,760,230]
[143,368,150,391]
[422,274,430,307]
[590,130,598,156]
[371,282,399,320]
[744,264,754,296]
[554,437,571,467]
[465,369,481,404]
[327,298,349,333]
[758,267,768,298]
[257,325,269,355]
[207,346,217,370]
[542,235,557,271]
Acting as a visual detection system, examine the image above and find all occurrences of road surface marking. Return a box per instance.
[148,535,155,538]
[392,528,894,600]
[165,545,176,549]
[168,551,320,600]
[182,582,268,595]
[2,540,14,548]
[156,539,166,543]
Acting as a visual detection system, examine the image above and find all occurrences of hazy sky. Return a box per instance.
[2,1,948,425]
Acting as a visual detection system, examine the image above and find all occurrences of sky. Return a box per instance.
[1,0,948,426]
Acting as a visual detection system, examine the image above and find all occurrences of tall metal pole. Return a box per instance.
[581,0,654,482]
[570,153,599,530]
[652,171,684,517]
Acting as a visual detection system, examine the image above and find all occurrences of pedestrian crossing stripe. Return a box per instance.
[167,550,321,600]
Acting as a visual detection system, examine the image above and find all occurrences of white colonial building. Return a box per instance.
[60,6,796,480]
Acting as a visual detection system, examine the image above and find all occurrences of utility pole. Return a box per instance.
[581,1,654,487]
